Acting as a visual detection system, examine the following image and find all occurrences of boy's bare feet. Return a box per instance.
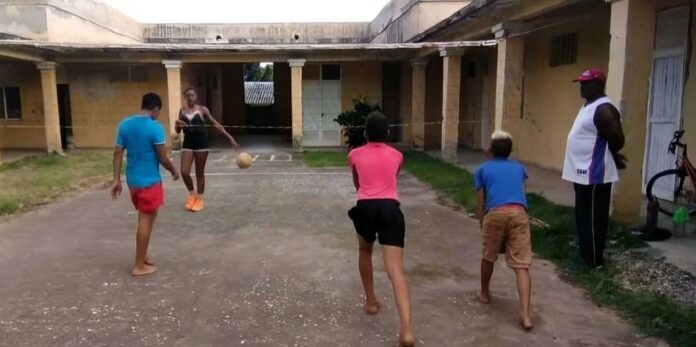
[399,331,415,347]
[132,264,157,276]
[364,301,380,315]
[479,290,491,304]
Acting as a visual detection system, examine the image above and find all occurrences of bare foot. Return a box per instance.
[399,331,415,347]
[144,258,154,266]
[520,315,534,331]
[132,264,157,276]
[364,302,380,315]
[479,290,491,304]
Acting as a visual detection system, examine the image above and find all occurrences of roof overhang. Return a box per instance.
[0,40,498,63]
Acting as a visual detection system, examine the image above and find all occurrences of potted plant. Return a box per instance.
[334,96,382,149]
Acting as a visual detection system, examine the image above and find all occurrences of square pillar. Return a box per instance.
[410,58,428,150]
[163,60,183,149]
[606,0,655,223]
[440,49,462,162]
[288,59,305,150]
[37,62,62,154]
[493,27,525,132]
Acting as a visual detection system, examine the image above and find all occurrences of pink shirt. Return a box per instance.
[348,142,403,201]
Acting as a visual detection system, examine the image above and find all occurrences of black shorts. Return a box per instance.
[182,133,209,152]
[348,199,405,248]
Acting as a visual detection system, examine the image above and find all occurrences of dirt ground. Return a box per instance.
[0,151,664,346]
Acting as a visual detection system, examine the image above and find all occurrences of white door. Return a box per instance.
[302,64,342,147]
[644,6,690,200]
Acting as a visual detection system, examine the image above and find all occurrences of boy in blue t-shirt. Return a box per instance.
[474,131,533,330]
[111,93,179,276]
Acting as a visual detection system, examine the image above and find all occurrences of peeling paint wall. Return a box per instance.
[370,0,468,43]
[0,0,141,43]
[0,5,48,41]
[143,23,370,44]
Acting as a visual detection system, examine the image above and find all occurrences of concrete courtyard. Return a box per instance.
[0,151,662,346]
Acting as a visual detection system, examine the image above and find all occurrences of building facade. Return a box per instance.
[1,0,694,223]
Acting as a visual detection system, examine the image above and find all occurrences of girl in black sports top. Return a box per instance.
[175,87,239,212]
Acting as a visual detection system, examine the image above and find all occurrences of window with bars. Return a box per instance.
[550,33,578,67]
[108,65,149,83]
[0,87,21,120]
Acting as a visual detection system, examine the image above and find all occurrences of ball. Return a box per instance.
[236,152,253,169]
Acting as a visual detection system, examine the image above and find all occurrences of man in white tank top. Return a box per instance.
[562,69,626,268]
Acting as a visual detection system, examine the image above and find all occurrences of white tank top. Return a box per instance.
[562,96,619,185]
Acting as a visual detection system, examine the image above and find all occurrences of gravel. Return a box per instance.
[611,250,696,306]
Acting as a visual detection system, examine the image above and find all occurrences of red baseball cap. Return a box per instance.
[573,68,606,82]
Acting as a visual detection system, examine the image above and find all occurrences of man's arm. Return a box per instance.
[111,147,124,198]
[202,107,239,149]
[595,104,627,169]
[477,188,485,227]
[156,145,180,180]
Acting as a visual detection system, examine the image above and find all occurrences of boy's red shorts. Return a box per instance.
[129,183,164,214]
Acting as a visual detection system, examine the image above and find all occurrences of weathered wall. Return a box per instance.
[64,64,168,148]
[0,0,141,43]
[504,10,611,171]
[0,63,45,149]
[341,62,383,111]
[144,23,370,44]
[370,0,468,43]
[0,4,48,41]
[425,57,443,149]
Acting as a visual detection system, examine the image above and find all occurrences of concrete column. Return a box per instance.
[606,0,655,223]
[440,49,462,162]
[410,58,428,150]
[37,62,62,154]
[163,60,183,149]
[288,59,305,150]
[493,27,524,131]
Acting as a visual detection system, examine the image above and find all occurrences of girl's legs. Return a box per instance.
[190,151,209,212]
[181,150,196,210]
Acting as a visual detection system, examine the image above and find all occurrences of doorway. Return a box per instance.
[643,6,690,199]
[302,64,342,147]
[57,84,72,149]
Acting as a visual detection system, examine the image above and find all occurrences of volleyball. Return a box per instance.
[236,152,253,169]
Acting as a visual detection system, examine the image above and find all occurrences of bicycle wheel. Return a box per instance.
[646,169,696,216]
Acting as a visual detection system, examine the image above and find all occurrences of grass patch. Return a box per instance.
[303,151,348,168]
[0,152,112,216]
[402,151,696,346]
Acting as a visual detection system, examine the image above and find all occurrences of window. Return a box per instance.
[109,65,149,83]
[0,87,21,120]
[321,64,341,80]
[550,33,578,67]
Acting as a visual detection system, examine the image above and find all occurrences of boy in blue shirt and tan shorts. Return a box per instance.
[475,131,533,330]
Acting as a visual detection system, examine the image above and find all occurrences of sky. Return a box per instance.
[99,0,391,23]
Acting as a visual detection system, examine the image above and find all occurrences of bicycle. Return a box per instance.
[646,130,696,217]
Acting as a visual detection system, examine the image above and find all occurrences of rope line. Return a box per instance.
[0,119,505,130]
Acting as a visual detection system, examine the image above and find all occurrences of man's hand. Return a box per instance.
[111,180,122,199]
[614,153,628,170]
[171,169,181,181]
